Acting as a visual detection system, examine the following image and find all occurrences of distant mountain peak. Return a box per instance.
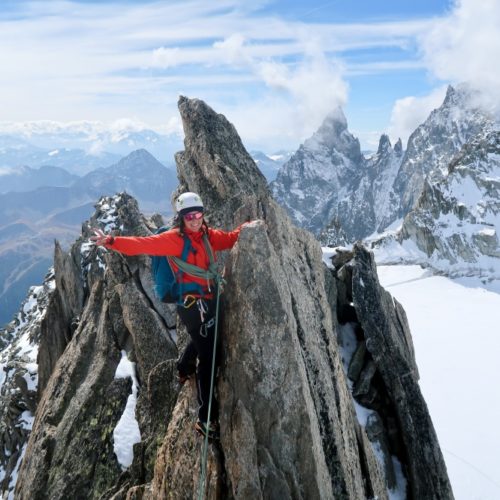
[377,134,392,155]
[443,84,457,105]
[120,148,158,161]
[0,121,183,169]
[442,83,484,112]
[312,108,349,142]
[322,107,348,127]
[394,138,403,155]
[302,107,362,166]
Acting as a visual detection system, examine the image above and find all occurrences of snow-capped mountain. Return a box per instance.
[379,85,494,230]
[0,120,183,171]
[374,128,500,280]
[271,110,404,244]
[272,84,496,259]
[271,108,366,235]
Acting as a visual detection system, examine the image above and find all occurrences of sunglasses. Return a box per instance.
[183,211,203,221]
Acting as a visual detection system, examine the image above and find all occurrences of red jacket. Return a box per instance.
[107,225,244,295]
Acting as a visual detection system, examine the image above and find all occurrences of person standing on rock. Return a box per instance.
[91,191,248,440]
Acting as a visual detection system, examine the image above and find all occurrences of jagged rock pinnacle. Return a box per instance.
[394,137,403,155]
[377,134,392,155]
[175,96,269,229]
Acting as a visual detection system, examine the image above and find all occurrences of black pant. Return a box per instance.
[177,297,222,423]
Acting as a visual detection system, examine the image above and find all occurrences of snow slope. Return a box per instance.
[377,265,500,500]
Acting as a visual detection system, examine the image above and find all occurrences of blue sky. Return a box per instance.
[0,0,498,152]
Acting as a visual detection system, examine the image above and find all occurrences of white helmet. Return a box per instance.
[175,192,204,216]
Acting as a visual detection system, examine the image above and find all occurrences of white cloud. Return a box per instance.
[0,167,16,176]
[152,47,182,69]
[0,0,452,149]
[387,86,448,147]
[419,0,500,111]
[255,54,348,139]
[220,96,307,151]
[213,33,250,65]
[157,116,184,136]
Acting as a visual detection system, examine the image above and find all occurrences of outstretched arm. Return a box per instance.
[90,228,183,256]
[208,220,261,251]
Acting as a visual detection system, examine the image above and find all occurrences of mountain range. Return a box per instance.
[0,121,183,171]
[271,108,403,241]
[374,127,500,281]
[0,164,79,194]
[271,84,499,280]
[2,84,499,324]
[0,136,121,175]
[0,149,178,326]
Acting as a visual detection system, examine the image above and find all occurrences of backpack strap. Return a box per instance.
[174,235,194,304]
[202,233,216,266]
[170,233,222,295]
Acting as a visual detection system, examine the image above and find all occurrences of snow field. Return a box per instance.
[377,265,500,500]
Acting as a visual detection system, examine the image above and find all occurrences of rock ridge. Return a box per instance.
[1,97,453,499]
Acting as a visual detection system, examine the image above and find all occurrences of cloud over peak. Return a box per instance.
[419,0,500,112]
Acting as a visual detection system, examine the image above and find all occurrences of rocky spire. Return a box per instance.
[175,96,270,230]
[304,107,364,165]
[442,84,458,107]
[394,137,403,156]
[377,134,392,155]
[13,194,179,499]
[152,98,452,499]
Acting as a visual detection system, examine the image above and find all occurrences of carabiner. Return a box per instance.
[183,294,197,309]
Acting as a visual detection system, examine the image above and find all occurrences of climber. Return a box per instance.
[91,192,249,440]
